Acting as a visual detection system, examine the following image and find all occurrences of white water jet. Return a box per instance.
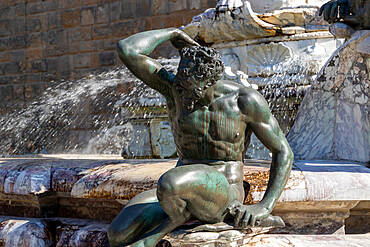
[0,57,179,156]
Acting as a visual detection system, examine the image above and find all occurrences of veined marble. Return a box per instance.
[247,0,329,13]
[0,218,53,247]
[216,0,338,13]
[1,216,369,247]
[287,30,370,163]
[0,157,368,236]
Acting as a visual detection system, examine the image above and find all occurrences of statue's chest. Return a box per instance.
[176,107,211,136]
[175,99,245,141]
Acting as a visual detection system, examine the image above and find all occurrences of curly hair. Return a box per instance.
[177,46,224,86]
[174,46,224,111]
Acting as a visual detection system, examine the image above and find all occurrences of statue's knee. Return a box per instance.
[157,171,177,200]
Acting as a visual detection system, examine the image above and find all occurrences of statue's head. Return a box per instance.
[174,46,224,111]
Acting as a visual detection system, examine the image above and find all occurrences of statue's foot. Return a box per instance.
[255,215,285,228]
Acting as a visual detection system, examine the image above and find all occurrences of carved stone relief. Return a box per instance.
[150,121,177,159]
[245,42,292,77]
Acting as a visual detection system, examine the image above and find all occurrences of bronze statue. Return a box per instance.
[108,28,293,247]
[319,0,370,29]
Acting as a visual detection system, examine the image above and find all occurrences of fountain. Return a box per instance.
[0,0,344,159]
[0,58,178,157]
[179,0,346,159]
[0,0,368,246]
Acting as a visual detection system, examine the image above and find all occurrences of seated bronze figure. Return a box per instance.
[108,28,293,247]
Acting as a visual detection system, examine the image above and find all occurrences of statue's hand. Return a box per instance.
[319,0,350,23]
[228,201,270,228]
[171,29,200,50]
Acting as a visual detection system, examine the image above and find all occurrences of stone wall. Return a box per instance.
[0,0,217,113]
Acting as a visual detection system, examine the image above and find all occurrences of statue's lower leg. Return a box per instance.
[108,189,168,247]
[128,195,191,247]
[128,214,191,247]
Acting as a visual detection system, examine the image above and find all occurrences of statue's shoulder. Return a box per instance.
[217,80,259,97]
[216,80,268,115]
[216,80,243,92]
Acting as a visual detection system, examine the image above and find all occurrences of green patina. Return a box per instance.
[108,28,293,247]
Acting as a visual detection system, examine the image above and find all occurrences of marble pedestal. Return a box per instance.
[0,156,369,246]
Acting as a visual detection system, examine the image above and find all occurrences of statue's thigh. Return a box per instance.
[158,165,234,223]
[126,188,158,206]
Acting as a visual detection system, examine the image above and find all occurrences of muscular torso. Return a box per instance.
[168,80,251,162]
[163,80,260,202]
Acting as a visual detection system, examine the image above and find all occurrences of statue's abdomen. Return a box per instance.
[172,108,246,160]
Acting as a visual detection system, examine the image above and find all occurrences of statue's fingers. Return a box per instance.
[323,2,333,21]
[341,14,353,22]
[234,208,244,226]
[183,36,200,46]
[191,40,200,47]
[319,3,328,16]
[178,31,200,46]
[241,213,251,229]
[227,204,237,215]
[249,215,257,227]
[329,2,339,20]
[341,14,360,25]
[338,4,346,18]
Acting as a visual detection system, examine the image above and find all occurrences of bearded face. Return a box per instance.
[174,74,204,111]
[174,46,224,111]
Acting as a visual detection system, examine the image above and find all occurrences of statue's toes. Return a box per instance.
[255,215,285,228]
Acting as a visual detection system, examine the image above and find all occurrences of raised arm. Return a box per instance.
[117,28,199,97]
[231,89,293,227]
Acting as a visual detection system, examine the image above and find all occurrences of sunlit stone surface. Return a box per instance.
[0,217,109,247]
[0,157,369,232]
[246,234,370,247]
[183,1,343,87]
[0,217,53,247]
[0,156,369,245]
[287,30,370,163]
[0,215,369,247]
[247,0,329,13]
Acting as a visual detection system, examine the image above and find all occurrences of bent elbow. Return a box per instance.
[117,39,138,64]
[285,146,294,168]
[288,149,294,166]
[116,40,134,61]
[278,144,294,168]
